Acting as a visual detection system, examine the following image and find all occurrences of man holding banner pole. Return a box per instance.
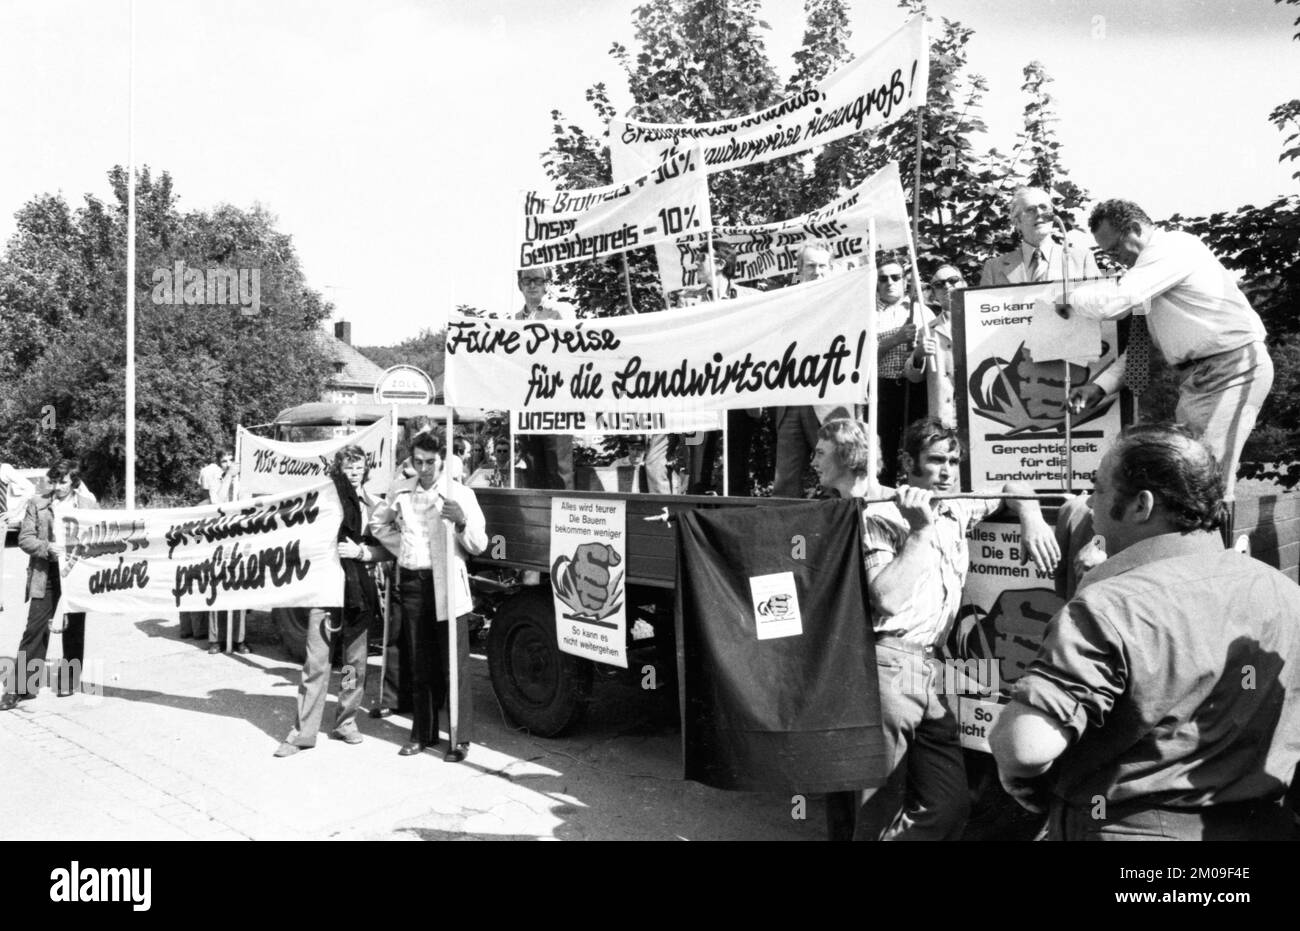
[370,431,485,760]
[873,257,922,481]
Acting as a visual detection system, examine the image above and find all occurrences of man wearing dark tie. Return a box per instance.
[979,187,1100,286]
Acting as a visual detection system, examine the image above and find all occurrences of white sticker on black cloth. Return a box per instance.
[748,571,803,640]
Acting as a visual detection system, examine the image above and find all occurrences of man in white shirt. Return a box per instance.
[979,186,1101,286]
[873,259,923,483]
[906,262,965,427]
[1064,199,1273,498]
[370,431,487,760]
[515,267,576,489]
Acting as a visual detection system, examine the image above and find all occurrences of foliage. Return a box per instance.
[0,166,332,501]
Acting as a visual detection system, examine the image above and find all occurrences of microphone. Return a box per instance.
[1053,215,1072,319]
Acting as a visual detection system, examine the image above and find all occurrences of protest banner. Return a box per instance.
[236,415,394,499]
[550,497,627,668]
[513,408,722,435]
[519,146,712,270]
[954,280,1123,493]
[954,516,1065,752]
[54,482,345,614]
[444,264,875,414]
[610,17,928,179]
[655,162,910,297]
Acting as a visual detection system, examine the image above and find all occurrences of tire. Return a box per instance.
[488,588,592,737]
[272,607,310,663]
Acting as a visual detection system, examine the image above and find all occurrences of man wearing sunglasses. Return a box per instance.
[905,263,965,426]
[979,187,1101,286]
[874,259,923,480]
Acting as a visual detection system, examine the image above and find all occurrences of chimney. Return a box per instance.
[334,320,352,345]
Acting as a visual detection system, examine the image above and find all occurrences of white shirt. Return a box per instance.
[1069,230,1266,396]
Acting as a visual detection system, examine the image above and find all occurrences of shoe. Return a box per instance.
[179,631,193,640]
[208,643,221,654]
[397,741,427,756]
[369,707,395,719]
[444,742,469,764]
[0,693,32,711]
[273,742,312,758]
[329,729,363,745]
[234,642,252,655]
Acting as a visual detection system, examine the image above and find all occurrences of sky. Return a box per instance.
[0,0,1296,348]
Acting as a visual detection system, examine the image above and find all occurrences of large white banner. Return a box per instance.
[54,482,345,614]
[655,162,911,297]
[610,17,928,179]
[237,416,394,499]
[443,265,875,413]
[519,147,712,270]
[550,496,627,668]
[513,408,722,435]
[956,281,1123,493]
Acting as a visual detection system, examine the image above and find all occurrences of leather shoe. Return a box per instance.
[234,642,252,655]
[0,693,32,711]
[208,643,221,654]
[397,741,427,756]
[329,729,363,745]
[369,706,397,719]
[274,742,311,758]
[444,742,470,764]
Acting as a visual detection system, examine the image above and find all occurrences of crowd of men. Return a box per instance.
[1,188,1296,839]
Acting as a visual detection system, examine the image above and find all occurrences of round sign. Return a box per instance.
[374,364,435,404]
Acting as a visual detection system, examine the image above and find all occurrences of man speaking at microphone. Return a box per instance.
[980,187,1100,286]
[1061,199,1272,499]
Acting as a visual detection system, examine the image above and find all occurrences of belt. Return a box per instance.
[874,635,940,657]
[1174,340,1262,373]
[398,566,433,578]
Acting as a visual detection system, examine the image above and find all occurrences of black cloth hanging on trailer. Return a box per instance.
[674,498,888,793]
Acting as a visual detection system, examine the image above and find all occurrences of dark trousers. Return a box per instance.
[287,606,369,747]
[380,580,412,711]
[10,571,85,696]
[523,435,574,490]
[875,378,926,485]
[694,410,758,495]
[399,568,475,746]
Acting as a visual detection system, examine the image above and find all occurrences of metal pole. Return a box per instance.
[911,108,924,251]
[444,410,460,751]
[620,253,637,315]
[866,221,879,486]
[125,0,136,510]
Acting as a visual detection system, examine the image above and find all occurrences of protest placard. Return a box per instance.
[654,162,910,297]
[610,16,928,178]
[54,482,345,614]
[237,416,394,499]
[955,281,1123,492]
[550,497,627,668]
[519,146,712,270]
[444,264,875,414]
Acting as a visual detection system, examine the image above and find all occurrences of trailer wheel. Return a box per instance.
[488,588,591,737]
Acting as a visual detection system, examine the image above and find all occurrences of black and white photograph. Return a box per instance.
[0,0,1297,905]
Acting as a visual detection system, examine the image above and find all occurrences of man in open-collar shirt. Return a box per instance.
[514,267,575,489]
[852,418,1059,841]
[991,424,1300,840]
[370,431,487,760]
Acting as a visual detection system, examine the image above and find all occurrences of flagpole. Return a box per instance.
[866,221,879,486]
[125,0,137,510]
[444,409,460,754]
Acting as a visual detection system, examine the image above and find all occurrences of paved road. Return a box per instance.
[0,536,822,841]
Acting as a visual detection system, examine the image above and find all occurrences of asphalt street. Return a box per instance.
[0,535,822,841]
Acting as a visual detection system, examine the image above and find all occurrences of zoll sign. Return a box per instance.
[375,364,435,404]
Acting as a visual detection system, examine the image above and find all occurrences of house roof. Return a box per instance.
[315,330,388,392]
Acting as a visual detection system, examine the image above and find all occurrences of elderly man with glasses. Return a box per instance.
[979,186,1100,286]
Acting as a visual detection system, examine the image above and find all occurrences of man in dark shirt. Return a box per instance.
[990,423,1300,840]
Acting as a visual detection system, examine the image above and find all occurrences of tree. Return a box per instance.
[0,166,332,502]
[1012,60,1089,227]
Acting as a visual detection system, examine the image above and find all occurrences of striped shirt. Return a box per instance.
[862,496,1001,648]
[392,483,440,570]
[877,299,916,379]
